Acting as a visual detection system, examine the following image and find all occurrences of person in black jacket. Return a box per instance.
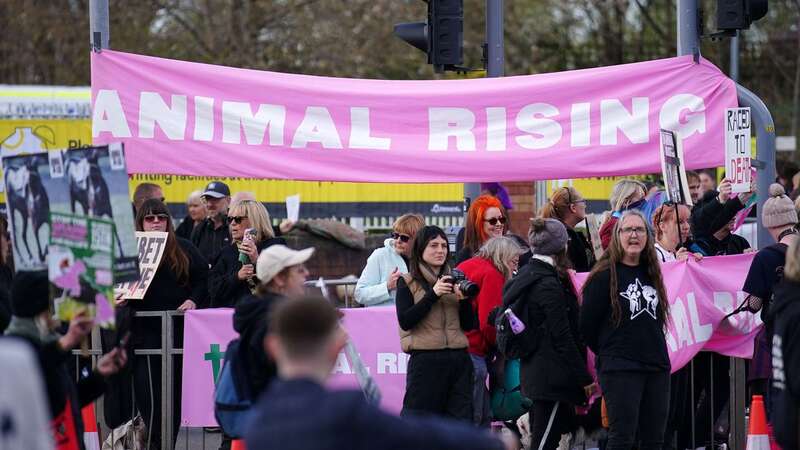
[503,218,594,450]
[128,198,209,449]
[772,238,800,450]
[539,186,596,272]
[580,210,672,450]
[209,199,287,307]
[689,179,753,256]
[175,190,206,240]
[246,295,515,450]
[4,271,127,450]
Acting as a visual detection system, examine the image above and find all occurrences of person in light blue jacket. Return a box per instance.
[355,214,425,306]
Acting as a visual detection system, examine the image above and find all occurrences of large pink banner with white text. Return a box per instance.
[181,254,761,427]
[92,51,736,182]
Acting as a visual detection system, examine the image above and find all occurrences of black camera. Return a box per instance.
[448,268,479,297]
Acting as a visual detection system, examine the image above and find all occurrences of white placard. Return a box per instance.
[725,107,752,194]
[285,194,300,223]
[114,231,168,300]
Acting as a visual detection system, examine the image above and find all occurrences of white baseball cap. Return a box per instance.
[256,245,315,284]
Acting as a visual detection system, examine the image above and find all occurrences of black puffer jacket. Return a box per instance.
[233,291,285,397]
[209,237,286,307]
[504,258,592,405]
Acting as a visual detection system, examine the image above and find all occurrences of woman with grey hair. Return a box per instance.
[502,218,594,449]
[599,179,648,250]
[456,236,526,426]
[176,190,207,240]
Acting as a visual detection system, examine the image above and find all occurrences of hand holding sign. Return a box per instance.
[725,107,752,194]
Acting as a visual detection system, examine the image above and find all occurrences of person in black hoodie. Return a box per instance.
[689,179,753,256]
[580,210,671,450]
[503,218,594,450]
[4,271,127,450]
[772,238,800,450]
[127,198,209,449]
[209,199,286,307]
[539,186,596,272]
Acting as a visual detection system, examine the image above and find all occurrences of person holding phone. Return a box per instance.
[355,214,425,307]
[209,199,286,307]
[395,226,478,421]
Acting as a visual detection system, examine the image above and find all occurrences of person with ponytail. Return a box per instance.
[579,210,671,450]
[540,186,596,272]
[130,198,209,448]
[396,226,478,421]
[455,195,509,265]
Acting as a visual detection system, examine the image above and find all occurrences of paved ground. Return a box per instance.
[174,428,223,450]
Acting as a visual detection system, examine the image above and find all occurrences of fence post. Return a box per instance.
[729,357,747,450]
[161,312,170,450]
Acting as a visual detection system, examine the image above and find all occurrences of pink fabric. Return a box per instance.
[91,51,736,182]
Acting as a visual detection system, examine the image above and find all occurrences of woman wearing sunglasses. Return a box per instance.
[129,198,210,448]
[540,186,596,272]
[355,214,425,307]
[209,199,286,307]
[455,194,510,266]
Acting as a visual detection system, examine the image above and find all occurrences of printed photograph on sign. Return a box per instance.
[659,129,692,206]
[725,107,752,194]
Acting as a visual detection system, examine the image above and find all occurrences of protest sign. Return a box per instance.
[48,212,116,327]
[285,194,300,223]
[181,254,761,425]
[585,214,604,260]
[115,231,167,300]
[92,50,737,182]
[725,107,752,194]
[1,144,139,282]
[659,129,692,206]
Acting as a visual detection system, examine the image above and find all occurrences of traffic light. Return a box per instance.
[394,0,464,73]
[717,0,768,31]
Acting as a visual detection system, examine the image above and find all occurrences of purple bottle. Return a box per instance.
[504,308,526,335]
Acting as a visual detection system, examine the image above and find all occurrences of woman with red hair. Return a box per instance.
[455,195,509,265]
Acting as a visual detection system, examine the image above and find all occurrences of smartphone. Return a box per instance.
[239,228,257,264]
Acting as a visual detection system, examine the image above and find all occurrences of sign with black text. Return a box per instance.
[725,107,752,194]
[115,231,167,300]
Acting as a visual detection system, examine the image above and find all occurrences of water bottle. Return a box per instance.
[504,308,526,335]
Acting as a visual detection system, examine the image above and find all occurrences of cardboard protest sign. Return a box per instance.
[725,107,752,194]
[115,231,167,300]
[48,212,116,327]
[1,144,139,282]
[659,129,692,206]
[585,214,604,261]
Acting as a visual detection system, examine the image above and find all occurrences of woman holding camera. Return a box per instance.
[209,199,286,307]
[580,210,671,450]
[456,236,524,426]
[396,225,478,421]
[502,219,594,449]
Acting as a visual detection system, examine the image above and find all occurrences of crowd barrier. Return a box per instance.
[72,276,753,450]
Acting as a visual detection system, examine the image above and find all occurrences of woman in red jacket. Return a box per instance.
[456,236,526,426]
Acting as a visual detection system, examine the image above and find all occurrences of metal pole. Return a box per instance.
[677,0,700,58]
[730,32,740,82]
[89,0,110,50]
[738,84,777,249]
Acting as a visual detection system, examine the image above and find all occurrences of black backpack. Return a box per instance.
[493,276,543,360]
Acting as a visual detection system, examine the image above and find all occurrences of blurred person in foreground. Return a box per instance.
[176,190,207,240]
[540,186,596,272]
[504,219,594,450]
[4,271,127,450]
[355,214,425,307]
[456,236,525,426]
[209,199,286,307]
[771,238,800,450]
[245,296,516,450]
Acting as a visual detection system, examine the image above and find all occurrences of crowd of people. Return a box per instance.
[2,167,800,450]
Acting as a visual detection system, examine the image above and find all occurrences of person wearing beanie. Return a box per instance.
[502,218,594,450]
[580,210,672,450]
[4,271,127,450]
[743,183,800,416]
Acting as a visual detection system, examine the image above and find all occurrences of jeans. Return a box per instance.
[470,354,491,427]
[599,370,670,450]
[402,349,473,421]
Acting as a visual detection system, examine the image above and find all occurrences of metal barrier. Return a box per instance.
[72,287,751,450]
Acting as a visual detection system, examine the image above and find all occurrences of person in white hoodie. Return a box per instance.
[355,214,425,306]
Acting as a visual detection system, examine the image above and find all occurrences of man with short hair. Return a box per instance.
[699,169,717,199]
[686,171,702,205]
[132,182,164,215]
[191,180,232,265]
[245,297,514,450]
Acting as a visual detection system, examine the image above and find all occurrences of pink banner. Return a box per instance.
[91,51,736,182]
[181,255,761,426]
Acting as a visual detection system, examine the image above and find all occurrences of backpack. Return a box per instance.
[214,339,256,438]
[489,358,533,421]
[493,275,543,360]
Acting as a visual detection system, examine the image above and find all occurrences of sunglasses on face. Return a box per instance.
[562,187,585,205]
[392,232,411,243]
[144,214,169,223]
[229,216,248,225]
[484,216,507,226]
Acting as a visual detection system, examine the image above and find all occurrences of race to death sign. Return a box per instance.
[725,107,752,193]
[115,231,167,300]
